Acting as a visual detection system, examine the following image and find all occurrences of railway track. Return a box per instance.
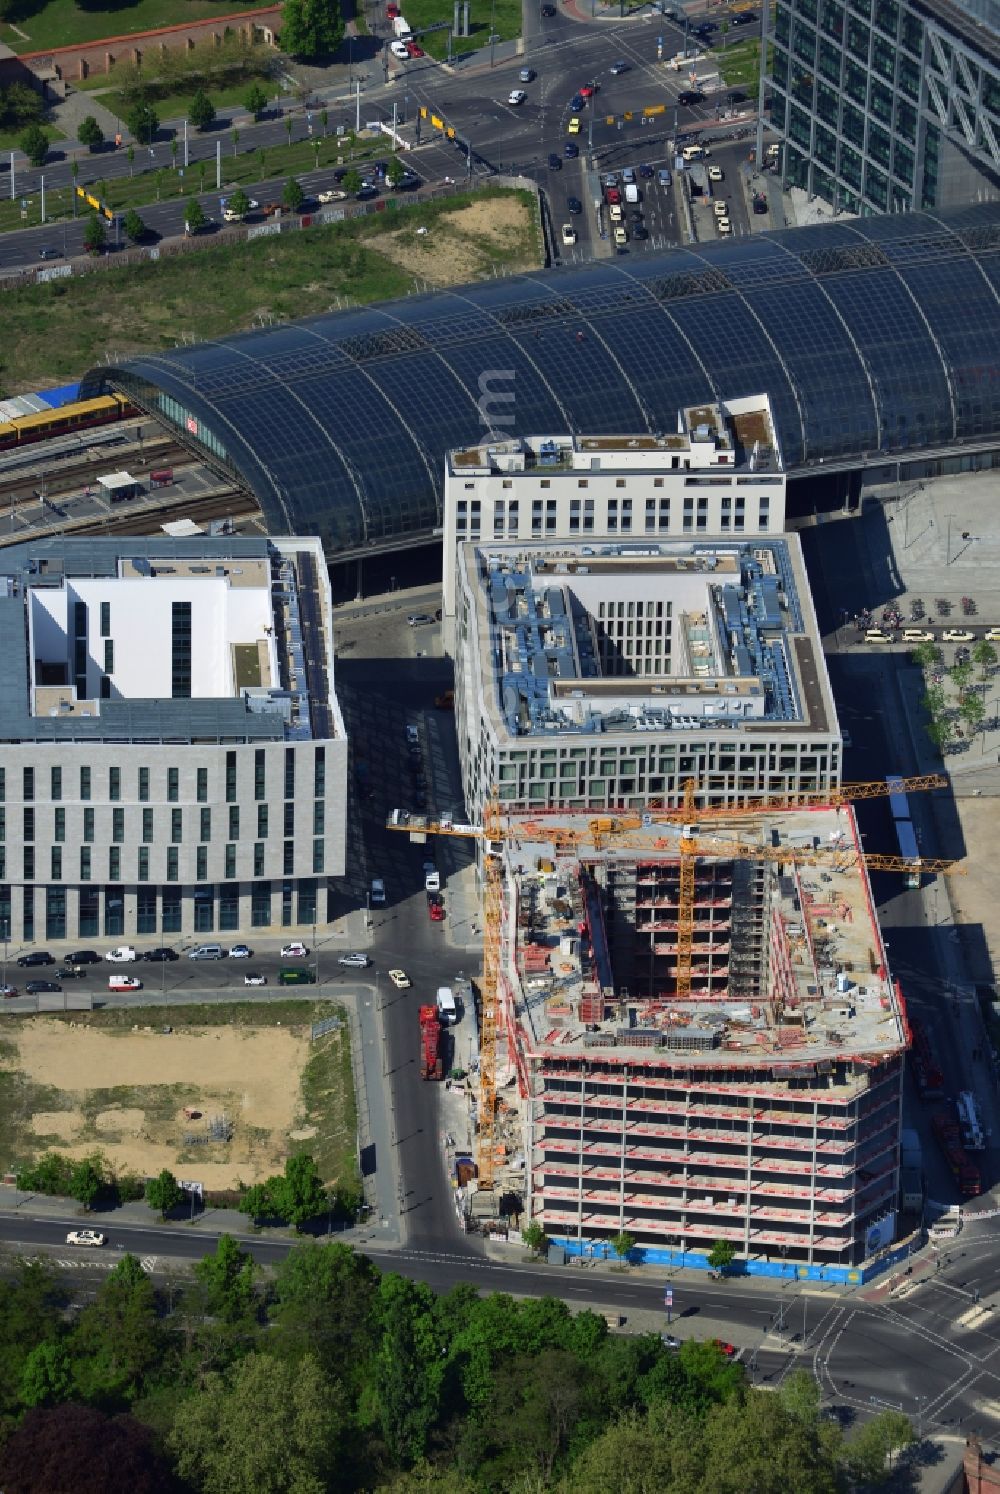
[0,482,260,548]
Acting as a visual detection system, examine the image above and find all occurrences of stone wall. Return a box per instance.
[19,6,282,83]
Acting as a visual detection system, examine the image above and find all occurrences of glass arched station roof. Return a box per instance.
[80,203,1000,556]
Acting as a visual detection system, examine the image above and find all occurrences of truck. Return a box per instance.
[931,1108,982,1196]
[909,1016,944,1100]
[436,985,457,1025]
[900,1127,924,1211]
[393,14,411,35]
[419,1004,442,1079]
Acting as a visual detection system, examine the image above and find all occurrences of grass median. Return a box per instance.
[0,186,542,391]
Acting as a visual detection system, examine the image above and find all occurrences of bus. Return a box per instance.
[886,775,921,888]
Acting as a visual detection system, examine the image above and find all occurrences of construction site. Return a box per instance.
[390,780,959,1270]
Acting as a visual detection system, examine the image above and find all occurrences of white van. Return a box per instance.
[436,985,457,1025]
[624,183,639,204]
[865,630,893,644]
[681,144,705,162]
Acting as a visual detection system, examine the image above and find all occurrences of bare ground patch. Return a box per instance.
[371,192,538,286]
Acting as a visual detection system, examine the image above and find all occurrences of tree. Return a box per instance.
[707,1239,737,1274]
[168,1351,343,1494]
[245,81,268,119]
[270,1240,379,1386]
[273,1153,327,1228]
[522,1219,547,1255]
[343,166,362,194]
[973,639,997,678]
[611,1230,636,1264]
[228,187,251,219]
[952,661,974,695]
[387,155,405,187]
[845,1408,914,1482]
[960,692,986,731]
[19,124,48,167]
[68,1154,105,1208]
[184,197,206,234]
[77,115,104,152]
[280,0,345,59]
[69,1255,162,1404]
[779,1368,823,1425]
[0,81,43,128]
[371,1273,446,1464]
[699,1389,841,1493]
[926,719,952,752]
[283,175,304,212]
[126,100,158,146]
[912,641,941,670]
[920,686,946,718]
[19,1341,73,1408]
[122,208,146,243]
[188,88,216,132]
[145,1168,183,1217]
[193,1233,258,1322]
[0,1405,177,1494]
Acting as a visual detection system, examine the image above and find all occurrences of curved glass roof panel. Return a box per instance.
[82,204,1000,553]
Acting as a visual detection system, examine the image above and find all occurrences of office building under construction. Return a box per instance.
[492,808,905,1267]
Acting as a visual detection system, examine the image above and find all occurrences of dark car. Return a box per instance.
[570,94,585,111]
[333,166,350,181]
[548,153,562,170]
[639,162,654,178]
[143,947,179,962]
[633,223,649,239]
[26,980,61,994]
[728,89,748,103]
[610,60,629,75]
[567,196,582,214]
[697,19,718,32]
[69,950,100,965]
[541,3,556,14]
[564,141,579,158]
[678,90,705,105]
[732,10,757,23]
[56,967,87,980]
[38,247,60,260]
[17,951,53,967]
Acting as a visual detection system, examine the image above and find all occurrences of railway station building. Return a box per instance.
[0,536,346,945]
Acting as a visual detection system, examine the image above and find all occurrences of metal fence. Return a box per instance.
[311,1013,343,1041]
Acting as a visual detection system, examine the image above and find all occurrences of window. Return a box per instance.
[313,840,325,874]
[142,809,154,843]
[225,844,237,880]
[112,808,124,843]
[23,767,34,802]
[251,881,271,927]
[83,808,94,843]
[80,846,91,882]
[51,846,62,881]
[162,888,182,935]
[138,846,149,882]
[80,766,91,801]
[109,846,120,881]
[100,600,111,638]
[171,600,192,698]
[50,766,62,801]
[200,808,211,843]
[313,801,324,836]
[137,887,157,935]
[46,886,66,941]
[254,842,265,877]
[166,847,179,882]
[284,802,295,837]
[138,767,150,802]
[171,808,183,844]
[0,768,4,801]
[226,751,237,803]
[100,675,112,701]
[257,803,268,838]
[23,808,34,842]
[283,840,295,876]
[284,748,295,799]
[168,767,179,803]
[104,639,114,675]
[109,767,121,802]
[54,807,65,843]
[254,749,266,801]
[228,806,239,841]
[196,846,208,881]
[23,846,34,880]
[0,808,4,840]
[196,767,208,803]
[314,746,325,798]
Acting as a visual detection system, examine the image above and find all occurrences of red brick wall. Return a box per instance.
[19,6,283,82]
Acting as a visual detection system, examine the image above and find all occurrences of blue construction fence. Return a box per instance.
[549,1235,918,1287]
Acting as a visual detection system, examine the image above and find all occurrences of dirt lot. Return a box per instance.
[373,193,539,286]
[7,1018,328,1188]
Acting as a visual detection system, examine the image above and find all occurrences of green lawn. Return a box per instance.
[0,186,538,393]
[101,72,278,127]
[1,0,278,55]
[718,38,765,92]
[400,0,521,59]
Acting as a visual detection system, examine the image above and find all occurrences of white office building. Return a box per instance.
[451,535,840,827]
[0,536,346,945]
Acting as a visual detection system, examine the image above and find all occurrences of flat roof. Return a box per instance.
[462,536,835,739]
[504,805,903,1070]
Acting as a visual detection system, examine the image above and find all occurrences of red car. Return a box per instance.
[387,2,399,14]
[579,84,596,98]
[406,38,425,56]
[429,901,445,922]
[713,1339,737,1358]
[606,186,621,204]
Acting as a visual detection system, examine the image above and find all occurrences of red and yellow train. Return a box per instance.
[0,392,134,453]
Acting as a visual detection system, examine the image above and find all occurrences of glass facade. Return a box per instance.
[769,0,1000,216]
[78,200,1000,549]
